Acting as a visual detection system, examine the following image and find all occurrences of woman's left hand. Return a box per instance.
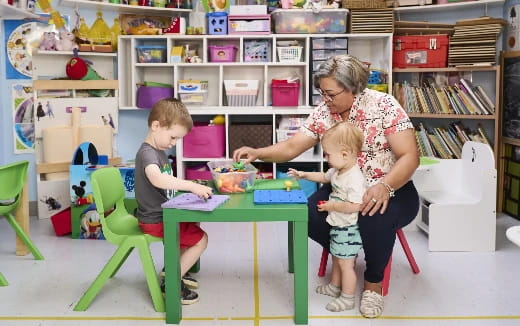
[361,183,390,216]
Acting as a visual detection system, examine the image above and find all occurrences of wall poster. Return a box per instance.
[12,83,35,153]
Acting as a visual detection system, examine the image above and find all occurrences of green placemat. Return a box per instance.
[420,157,440,165]
[253,178,301,190]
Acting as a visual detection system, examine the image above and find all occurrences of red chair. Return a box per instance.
[318,229,419,296]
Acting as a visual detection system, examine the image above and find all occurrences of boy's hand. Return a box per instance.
[317,200,334,212]
[190,183,213,200]
[287,168,305,179]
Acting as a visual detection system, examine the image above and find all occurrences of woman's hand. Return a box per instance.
[232,146,259,164]
[361,183,390,216]
[287,168,305,179]
[190,183,214,200]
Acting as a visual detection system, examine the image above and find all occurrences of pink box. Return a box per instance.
[208,45,237,62]
[271,82,300,106]
[183,124,225,158]
[185,164,213,180]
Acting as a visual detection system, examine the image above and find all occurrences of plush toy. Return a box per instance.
[38,32,57,51]
[66,50,110,97]
[56,30,79,51]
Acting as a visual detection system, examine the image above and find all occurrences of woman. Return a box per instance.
[233,55,419,318]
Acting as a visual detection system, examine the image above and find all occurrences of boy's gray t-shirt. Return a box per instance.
[134,142,174,224]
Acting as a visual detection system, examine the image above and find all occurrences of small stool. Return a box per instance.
[318,229,420,296]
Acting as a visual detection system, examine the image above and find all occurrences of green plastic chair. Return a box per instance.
[74,167,165,312]
[0,160,44,263]
[0,272,8,286]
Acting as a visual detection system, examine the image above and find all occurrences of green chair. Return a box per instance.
[74,167,165,312]
[0,272,8,286]
[0,160,44,263]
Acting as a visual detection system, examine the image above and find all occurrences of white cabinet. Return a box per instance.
[117,34,393,179]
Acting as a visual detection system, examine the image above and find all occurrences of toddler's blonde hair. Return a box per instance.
[322,121,364,154]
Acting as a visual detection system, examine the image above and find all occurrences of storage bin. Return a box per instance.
[276,129,315,157]
[271,81,300,106]
[393,34,449,68]
[207,160,258,194]
[312,38,348,49]
[244,40,271,62]
[272,9,348,34]
[136,45,167,63]
[228,15,271,34]
[228,123,272,154]
[185,164,213,180]
[209,45,238,62]
[207,11,228,35]
[136,85,174,109]
[224,80,259,106]
[178,80,208,105]
[277,46,303,62]
[183,124,225,158]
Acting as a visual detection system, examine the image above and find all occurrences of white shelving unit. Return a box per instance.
[393,0,504,13]
[118,33,393,179]
[58,0,191,16]
[0,3,38,19]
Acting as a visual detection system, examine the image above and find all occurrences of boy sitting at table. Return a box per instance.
[134,98,213,305]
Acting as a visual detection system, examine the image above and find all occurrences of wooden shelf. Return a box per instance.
[58,0,191,16]
[393,66,499,73]
[33,79,119,90]
[35,50,117,57]
[503,137,520,147]
[394,0,504,13]
[408,113,497,119]
[0,3,38,19]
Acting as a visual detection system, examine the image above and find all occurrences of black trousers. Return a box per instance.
[307,180,419,283]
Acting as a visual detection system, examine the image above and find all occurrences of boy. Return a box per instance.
[134,98,213,305]
[288,121,366,312]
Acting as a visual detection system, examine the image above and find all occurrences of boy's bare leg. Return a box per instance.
[326,257,356,312]
[180,233,208,277]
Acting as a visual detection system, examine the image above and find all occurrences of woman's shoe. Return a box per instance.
[359,290,384,318]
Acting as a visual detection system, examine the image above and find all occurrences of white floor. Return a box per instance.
[1,214,520,326]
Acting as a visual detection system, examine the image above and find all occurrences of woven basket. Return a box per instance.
[342,0,387,8]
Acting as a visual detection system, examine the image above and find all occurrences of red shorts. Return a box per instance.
[138,221,204,249]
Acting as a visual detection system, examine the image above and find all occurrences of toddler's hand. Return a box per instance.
[191,183,213,200]
[317,200,334,212]
[287,168,305,179]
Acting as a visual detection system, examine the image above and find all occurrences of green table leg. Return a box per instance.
[288,221,294,273]
[165,222,181,324]
[293,220,308,324]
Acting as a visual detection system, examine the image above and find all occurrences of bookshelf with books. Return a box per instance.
[393,66,500,163]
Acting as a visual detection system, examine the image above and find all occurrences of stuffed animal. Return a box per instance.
[38,32,57,51]
[56,30,79,51]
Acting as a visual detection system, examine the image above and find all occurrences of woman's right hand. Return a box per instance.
[233,146,259,164]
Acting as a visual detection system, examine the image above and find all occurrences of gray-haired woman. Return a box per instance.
[233,55,420,318]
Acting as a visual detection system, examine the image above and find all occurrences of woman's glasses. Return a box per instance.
[317,88,346,102]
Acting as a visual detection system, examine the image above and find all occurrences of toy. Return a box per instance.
[284,180,293,191]
[110,17,122,51]
[80,204,104,239]
[38,31,57,50]
[66,51,111,97]
[56,30,79,51]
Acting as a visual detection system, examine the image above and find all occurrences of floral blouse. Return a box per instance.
[301,88,414,186]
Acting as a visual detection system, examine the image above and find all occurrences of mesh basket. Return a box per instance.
[277,46,303,63]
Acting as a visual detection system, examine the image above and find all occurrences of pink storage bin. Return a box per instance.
[271,82,300,106]
[183,124,225,158]
[185,164,213,180]
[209,45,237,62]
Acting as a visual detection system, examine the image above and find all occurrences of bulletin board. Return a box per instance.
[501,51,520,140]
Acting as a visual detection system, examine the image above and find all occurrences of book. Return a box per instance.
[474,85,495,113]
[459,78,490,114]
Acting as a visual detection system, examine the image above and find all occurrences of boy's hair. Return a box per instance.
[147,98,193,131]
[322,121,364,154]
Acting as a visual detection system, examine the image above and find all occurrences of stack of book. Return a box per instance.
[393,77,495,115]
[448,16,507,66]
[349,9,394,34]
[415,121,491,159]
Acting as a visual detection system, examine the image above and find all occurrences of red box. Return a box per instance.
[271,81,300,106]
[393,34,449,68]
[183,124,225,158]
[50,207,71,236]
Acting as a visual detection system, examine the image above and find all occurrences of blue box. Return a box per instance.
[207,11,228,35]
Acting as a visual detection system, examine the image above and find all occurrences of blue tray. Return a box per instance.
[253,190,308,205]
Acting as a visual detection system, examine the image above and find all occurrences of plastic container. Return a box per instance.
[136,85,174,109]
[209,45,238,62]
[271,9,348,34]
[271,81,300,106]
[244,39,270,62]
[136,45,167,63]
[207,160,258,194]
[276,129,314,157]
[183,124,225,158]
[277,46,303,62]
